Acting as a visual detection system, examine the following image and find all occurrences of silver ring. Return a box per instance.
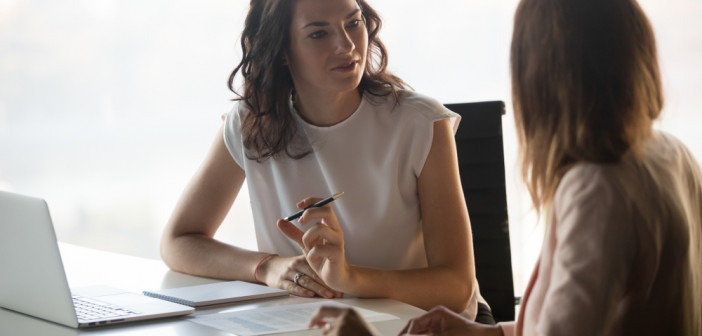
[293,272,305,286]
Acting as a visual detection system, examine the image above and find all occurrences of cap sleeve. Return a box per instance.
[222,103,246,169]
[401,91,461,177]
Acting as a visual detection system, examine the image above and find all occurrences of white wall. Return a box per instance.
[1,0,700,295]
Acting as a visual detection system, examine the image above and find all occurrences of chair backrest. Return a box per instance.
[445,101,515,322]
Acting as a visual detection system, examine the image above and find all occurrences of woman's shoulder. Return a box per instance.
[647,130,699,167]
[557,162,621,201]
[554,159,642,227]
[395,89,443,108]
[398,90,449,115]
[555,130,700,215]
[369,89,455,122]
[222,100,253,125]
[553,163,635,242]
[557,131,682,194]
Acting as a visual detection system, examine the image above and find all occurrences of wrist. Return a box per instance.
[338,264,380,297]
[253,254,277,284]
[338,263,355,293]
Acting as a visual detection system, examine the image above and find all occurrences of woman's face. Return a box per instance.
[286,0,368,96]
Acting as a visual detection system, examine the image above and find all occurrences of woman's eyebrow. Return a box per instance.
[345,8,361,19]
[302,9,361,29]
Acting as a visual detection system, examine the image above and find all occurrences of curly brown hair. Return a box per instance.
[228,0,407,162]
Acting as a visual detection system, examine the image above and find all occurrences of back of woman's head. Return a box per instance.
[511,0,663,207]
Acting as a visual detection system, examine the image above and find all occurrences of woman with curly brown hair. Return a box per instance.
[161,0,491,322]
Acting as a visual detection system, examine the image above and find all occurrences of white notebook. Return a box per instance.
[143,281,288,307]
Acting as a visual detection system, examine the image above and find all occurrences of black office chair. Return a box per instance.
[445,101,515,322]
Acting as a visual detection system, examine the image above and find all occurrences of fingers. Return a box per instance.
[301,269,343,298]
[309,307,377,336]
[308,306,346,328]
[298,206,342,232]
[399,306,468,335]
[299,207,344,257]
[399,308,442,335]
[398,319,412,335]
[302,222,342,250]
[264,255,342,298]
[277,219,306,251]
[399,315,436,335]
[306,242,343,268]
[280,195,347,298]
[296,196,323,209]
[289,271,338,299]
[285,257,343,299]
[281,200,344,260]
[279,217,342,263]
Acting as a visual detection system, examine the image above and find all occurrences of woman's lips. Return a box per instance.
[332,61,358,72]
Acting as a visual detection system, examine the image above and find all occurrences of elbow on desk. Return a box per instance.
[443,276,474,313]
[413,276,473,313]
[410,266,475,313]
[452,290,473,314]
[420,291,470,314]
[159,235,180,271]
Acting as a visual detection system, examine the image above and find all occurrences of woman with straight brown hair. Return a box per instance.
[309,0,702,334]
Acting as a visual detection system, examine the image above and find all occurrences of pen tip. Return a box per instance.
[333,192,344,199]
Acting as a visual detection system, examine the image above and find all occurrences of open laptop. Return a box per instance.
[0,190,195,328]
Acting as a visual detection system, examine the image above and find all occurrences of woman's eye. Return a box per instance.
[347,19,361,28]
[309,30,327,39]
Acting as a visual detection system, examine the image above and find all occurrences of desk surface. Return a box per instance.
[0,243,425,335]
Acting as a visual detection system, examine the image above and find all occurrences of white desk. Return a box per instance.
[0,243,426,335]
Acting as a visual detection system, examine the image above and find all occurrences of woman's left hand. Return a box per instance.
[277,196,351,292]
[399,306,504,336]
[308,306,380,336]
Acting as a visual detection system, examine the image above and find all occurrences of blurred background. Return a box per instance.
[1,0,700,295]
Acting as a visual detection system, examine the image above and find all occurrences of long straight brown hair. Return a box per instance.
[229,0,407,162]
[510,0,663,210]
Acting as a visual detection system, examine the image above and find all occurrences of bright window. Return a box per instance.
[2,0,700,295]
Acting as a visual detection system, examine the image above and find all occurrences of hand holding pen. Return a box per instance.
[277,192,351,292]
[284,192,344,221]
[254,192,345,300]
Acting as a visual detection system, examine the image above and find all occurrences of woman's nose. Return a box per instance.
[334,30,355,54]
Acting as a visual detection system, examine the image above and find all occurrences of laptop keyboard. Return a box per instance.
[73,296,139,322]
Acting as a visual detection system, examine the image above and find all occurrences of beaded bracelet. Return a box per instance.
[253,254,277,283]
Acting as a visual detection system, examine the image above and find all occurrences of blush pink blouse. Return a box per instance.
[499,131,702,336]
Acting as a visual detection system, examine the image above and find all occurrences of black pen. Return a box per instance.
[283,192,344,221]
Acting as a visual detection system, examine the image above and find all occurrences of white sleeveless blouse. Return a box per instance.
[223,90,481,317]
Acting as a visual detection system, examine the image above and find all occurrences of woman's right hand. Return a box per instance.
[256,254,343,299]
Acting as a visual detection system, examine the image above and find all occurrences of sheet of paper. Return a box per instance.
[191,301,398,336]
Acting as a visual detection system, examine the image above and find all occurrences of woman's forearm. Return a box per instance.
[161,233,269,281]
[342,264,474,312]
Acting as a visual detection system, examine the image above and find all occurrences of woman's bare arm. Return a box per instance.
[160,125,267,281]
